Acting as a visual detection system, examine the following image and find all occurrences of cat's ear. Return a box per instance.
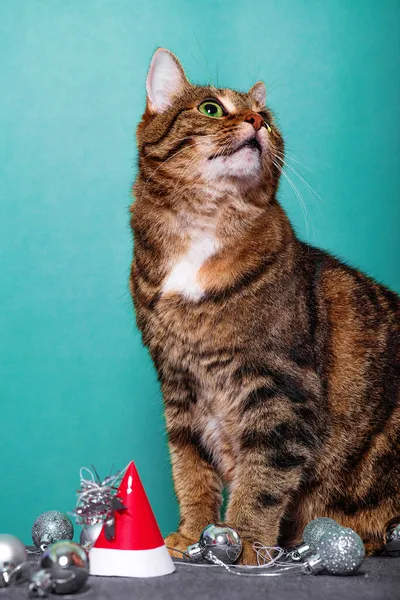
[248,81,266,108]
[146,48,188,114]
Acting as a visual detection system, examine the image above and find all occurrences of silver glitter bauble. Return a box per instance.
[29,540,89,595]
[32,511,74,549]
[79,523,103,548]
[306,528,365,575]
[187,524,242,564]
[384,516,400,557]
[0,534,27,587]
[303,517,342,552]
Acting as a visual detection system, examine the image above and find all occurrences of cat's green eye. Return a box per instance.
[198,100,224,118]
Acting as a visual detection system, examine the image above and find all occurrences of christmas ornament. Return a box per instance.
[384,516,400,557]
[304,528,365,575]
[80,522,103,549]
[72,465,125,535]
[0,534,27,587]
[32,511,74,550]
[303,517,341,549]
[178,526,365,578]
[291,517,342,561]
[187,524,243,564]
[29,540,89,596]
[89,460,175,578]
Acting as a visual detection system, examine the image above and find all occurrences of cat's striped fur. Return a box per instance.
[130,49,400,564]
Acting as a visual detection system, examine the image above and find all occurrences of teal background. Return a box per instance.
[1,0,399,543]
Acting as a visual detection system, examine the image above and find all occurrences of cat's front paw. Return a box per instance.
[165,532,196,559]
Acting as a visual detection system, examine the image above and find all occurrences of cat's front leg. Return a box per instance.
[165,440,222,557]
[226,451,306,564]
[225,403,312,564]
[226,455,304,564]
[161,364,223,556]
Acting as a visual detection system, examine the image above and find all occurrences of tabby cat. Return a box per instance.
[130,48,400,564]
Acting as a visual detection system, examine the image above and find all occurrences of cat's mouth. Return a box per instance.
[208,137,262,160]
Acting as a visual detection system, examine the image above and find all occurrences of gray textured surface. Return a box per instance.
[4,553,400,600]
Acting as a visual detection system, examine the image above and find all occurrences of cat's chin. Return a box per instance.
[204,146,263,183]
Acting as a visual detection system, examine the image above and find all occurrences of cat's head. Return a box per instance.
[136,49,283,194]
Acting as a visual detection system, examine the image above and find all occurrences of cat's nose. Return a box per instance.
[244,112,264,131]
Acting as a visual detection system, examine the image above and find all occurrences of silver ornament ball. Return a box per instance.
[316,528,365,575]
[303,517,342,552]
[32,511,74,549]
[40,540,89,594]
[384,516,400,557]
[80,522,103,548]
[188,524,242,564]
[0,534,27,587]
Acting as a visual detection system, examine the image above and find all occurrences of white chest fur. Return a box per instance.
[162,230,218,301]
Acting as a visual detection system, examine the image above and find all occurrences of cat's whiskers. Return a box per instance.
[272,156,313,239]
[278,152,312,172]
[274,149,323,207]
[273,156,311,233]
[193,33,216,87]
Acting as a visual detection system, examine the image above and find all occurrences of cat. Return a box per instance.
[130,48,400,564]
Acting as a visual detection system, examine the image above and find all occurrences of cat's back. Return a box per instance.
[304,242,399,340]
[302,242,399,427]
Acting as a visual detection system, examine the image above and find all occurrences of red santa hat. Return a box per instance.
[89,461,175,577]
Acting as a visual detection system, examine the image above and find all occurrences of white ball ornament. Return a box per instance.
[0,534,27,587]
